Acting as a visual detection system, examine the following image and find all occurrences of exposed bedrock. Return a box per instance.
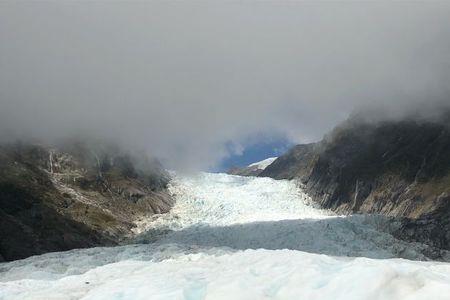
[0,140,173,261]
[261,113,450,257]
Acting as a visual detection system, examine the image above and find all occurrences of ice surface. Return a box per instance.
[1,172,449,299]
[137,172,330,231]
[248,157,277,170]
[1,248,450,300]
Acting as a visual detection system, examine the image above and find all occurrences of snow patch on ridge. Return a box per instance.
[248,157,277,170]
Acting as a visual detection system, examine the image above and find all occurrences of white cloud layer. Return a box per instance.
[1,1,449,169]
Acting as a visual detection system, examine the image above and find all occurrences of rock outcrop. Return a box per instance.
[0,140,173,261]
[261,114,450,256]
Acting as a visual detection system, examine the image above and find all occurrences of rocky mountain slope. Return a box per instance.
[0,140,173,261]
[260,113,450,256]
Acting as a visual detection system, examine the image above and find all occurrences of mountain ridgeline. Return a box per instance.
[0,140,173,261]
[259,113,450,255]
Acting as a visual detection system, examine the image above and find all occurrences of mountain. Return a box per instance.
[0,140,173,261]
[227,157,277,176]
[260,113,450,256]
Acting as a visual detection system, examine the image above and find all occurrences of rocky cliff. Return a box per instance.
[0,140,173,261]
[261,114,450,256]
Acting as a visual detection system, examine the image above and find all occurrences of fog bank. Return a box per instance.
[1,1,449,169]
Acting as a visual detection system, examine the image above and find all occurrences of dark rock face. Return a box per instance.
[395,202,450,260]
[259,144,317,180]
[262,116,450,253]
[0,141,173,261]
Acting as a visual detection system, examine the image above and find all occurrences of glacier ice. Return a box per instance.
[1,172,449,300]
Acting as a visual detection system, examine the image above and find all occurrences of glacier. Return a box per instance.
[1,172,450,300]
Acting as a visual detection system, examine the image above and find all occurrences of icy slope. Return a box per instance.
[228,157,277,176]
[133,173,429,260]
[248,157,277,170]
[134,172,328,231]
[1,172,450,300]
[2,247,450,300]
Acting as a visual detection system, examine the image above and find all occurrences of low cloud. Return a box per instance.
[1,1,449,169]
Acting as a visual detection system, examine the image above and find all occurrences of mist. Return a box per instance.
[1,1,449,170]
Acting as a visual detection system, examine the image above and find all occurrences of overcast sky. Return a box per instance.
[1,1,450,170]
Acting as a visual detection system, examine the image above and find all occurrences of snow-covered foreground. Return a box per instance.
[1,173,450,300]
